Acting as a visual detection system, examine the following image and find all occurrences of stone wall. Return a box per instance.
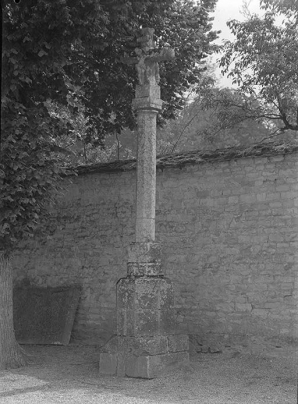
[12,148,298,348]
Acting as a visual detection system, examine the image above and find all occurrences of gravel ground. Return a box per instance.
[0,344,297,404]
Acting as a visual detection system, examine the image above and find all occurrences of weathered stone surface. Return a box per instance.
[160,309,178,334]
[117,277,174,311]
[135,308,160,336]
[116,277,176,337]
[168,334,189,352]
[121,335,169,356]
[99,334,118,353]
[11,151,298,346]
[127,242,163,276]
[99,335,189,378]
[125,351,189,379]
[127,242,161,263]
[117,278,136,310]
[127,262,163,277]
[132,97,163,112]
[189,334,203,355]
[99,352,117,375]
[134,110,158,242]
[135,84,161,100]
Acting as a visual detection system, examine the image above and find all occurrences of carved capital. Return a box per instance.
[132,97,163,112]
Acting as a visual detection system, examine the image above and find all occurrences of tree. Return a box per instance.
[260,0,298,16]
[52,0,220,146]
[218,0,298,140]
[3,0,219,146]
[155,86,273,154]
[1,0,219,369]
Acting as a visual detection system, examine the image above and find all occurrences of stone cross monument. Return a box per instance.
[99,28,189,379]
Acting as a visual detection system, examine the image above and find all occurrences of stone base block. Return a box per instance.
[125,351,189,379]
[99,353,118,375]
[99,334,189,378]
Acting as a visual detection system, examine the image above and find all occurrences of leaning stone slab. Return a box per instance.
[13,285,81,345]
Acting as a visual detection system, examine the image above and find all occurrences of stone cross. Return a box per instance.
[123,27,175,247]
[99,28,189,379]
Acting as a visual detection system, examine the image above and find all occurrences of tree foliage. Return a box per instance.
[1,0,219,249]
[219,1,298,137]
[155,87,273,154]
[260,0,298,17]
[62,0,219,137]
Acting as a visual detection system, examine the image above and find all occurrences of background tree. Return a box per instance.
[128,0,298,157]
[260,0,298,16]
[45,0,220,145]
[154,86,272,154]
[45,101,121,165]
[152,0,298,154]
[218,0,298,140]
[1,0,219,369]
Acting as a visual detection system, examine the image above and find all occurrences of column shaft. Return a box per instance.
[135,110,157,242]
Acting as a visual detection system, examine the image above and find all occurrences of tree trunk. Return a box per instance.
[0,252,27,370]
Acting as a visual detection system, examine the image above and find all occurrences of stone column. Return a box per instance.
[99,28,189,379]
[128,83,163,279]
[134,84,161,243]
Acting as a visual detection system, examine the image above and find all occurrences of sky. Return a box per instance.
[210,0,263,87]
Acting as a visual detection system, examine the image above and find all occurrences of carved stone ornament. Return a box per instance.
[121,28,175,87]
[134,28,175,86]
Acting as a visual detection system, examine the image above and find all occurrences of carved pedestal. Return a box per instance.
[99,243,189,378]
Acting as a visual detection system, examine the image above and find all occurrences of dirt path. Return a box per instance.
[0,344,296,404]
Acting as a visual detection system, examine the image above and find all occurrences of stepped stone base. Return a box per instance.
[99,334,189,378]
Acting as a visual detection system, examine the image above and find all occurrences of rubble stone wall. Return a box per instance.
[12,151,298,347]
